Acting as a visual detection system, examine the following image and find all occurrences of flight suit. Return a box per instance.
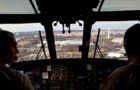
[0,65,34,90]
[100,64,140,90]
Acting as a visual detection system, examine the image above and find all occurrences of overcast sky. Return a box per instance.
[0,21,139,32]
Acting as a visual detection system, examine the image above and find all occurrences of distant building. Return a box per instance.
[112,38,123,44]
[34,35,38,37]
[16,37,21,41]
[107,52,124,58]
[55,40,94,47]
[37,41,47,47]
[107,26,110,39]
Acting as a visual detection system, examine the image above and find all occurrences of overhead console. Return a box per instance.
[35,0,100,27]
[34,0,101,59]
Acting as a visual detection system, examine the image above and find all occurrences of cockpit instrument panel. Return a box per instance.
[11,58,128,90]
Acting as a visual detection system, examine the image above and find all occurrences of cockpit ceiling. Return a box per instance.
[0,0,140,14]
[0,0,140,23]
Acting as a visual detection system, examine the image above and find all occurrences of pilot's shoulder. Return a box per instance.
[100,64,137,90]
[8,68,27,79]
[110,64,137,78]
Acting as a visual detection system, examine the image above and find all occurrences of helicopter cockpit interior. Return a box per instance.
[0,0,140,90]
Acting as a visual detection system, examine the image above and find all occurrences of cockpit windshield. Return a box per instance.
[94,0,140,11]
[0,0,140,14]
[0,0,140,61]
[0,0,38,14]
[0,20,139,62]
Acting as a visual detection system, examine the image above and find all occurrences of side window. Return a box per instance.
[89,21,140,60]
[0,23,46,62]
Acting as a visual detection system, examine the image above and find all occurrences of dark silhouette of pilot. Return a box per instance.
[100,24,140,90]
[0,29,34,90]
